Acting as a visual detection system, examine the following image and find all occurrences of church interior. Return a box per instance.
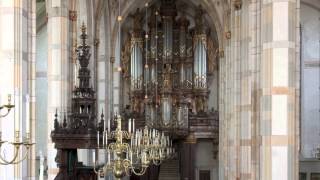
[0,0,319,179]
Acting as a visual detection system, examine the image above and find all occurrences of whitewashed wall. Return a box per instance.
[300,2,320,179]
[300,3,320,159]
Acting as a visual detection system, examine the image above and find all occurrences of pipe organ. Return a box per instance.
[121,0,217,133]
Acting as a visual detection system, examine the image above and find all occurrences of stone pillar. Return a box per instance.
[0,0,36,179]
[46,0,70,179]
[259,0,299,179]
[28,0,37,179]
[219,0,300,179]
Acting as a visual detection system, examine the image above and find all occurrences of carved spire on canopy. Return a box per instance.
[76,22,92,89]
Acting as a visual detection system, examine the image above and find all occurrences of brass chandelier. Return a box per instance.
[93,115,173,179]
[0,95,34,165]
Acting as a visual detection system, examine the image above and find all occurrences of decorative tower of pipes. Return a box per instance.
[130,9,144,115]
[193,7,209,113]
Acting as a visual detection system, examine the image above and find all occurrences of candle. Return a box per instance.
[137,132,140,147]
[128,118,131,133]
[108,150,110,164]
[130,151,132,162]
[105,131,108,145]
[107,118,110,133]
[132,118,135,133]
[26,94,30,134]
[97,132,99,147]
[93,151,96,164]
[14,90,19,132]
[103,131,105,147]
[103,113,106,131]
[8,94,11,104]
[135,133,137,146]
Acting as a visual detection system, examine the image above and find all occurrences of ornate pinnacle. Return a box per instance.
[54,109,59,130]
[63,112,67,128]
[80,22,88,46]
[81,22,86,34]
[100,109,104,122]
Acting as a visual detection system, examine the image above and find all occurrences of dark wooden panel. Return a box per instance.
[199,170,210,180]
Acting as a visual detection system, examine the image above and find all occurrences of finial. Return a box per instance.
[100,109,104,120]
[81,21,86,34]
[54,109,59,130]
[63,112,67,128]
[55,109,58,119]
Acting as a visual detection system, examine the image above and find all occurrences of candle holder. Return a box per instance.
[0,95,35,165]
[0,95,14,118]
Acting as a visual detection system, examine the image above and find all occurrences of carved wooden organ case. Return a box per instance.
[121,0,219,136]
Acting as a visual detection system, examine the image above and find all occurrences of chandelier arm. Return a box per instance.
[0,109,11,118]
[4,146,30,165]
[0,161,9,165]
[130,166,147,176]
[93,159,100,174]
[0,148,10,165]
[0,144,21,164]
[93,158,111,175]
[152,159,162,166]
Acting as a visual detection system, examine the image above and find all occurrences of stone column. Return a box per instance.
[97,20,106,114]
[0,0,36,179]
[27,1,37,179]
[259,0,299,179]
[219,0,300,179]
[46,0,70,179]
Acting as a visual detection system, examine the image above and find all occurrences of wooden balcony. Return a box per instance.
[188,110,219,139]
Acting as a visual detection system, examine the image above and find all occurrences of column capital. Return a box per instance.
[69,10,77,21]
[233,0,242,10]
[219,48,225,58]
[110,57,115,64]
[94,38,100,46]
[225,31,231,39]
